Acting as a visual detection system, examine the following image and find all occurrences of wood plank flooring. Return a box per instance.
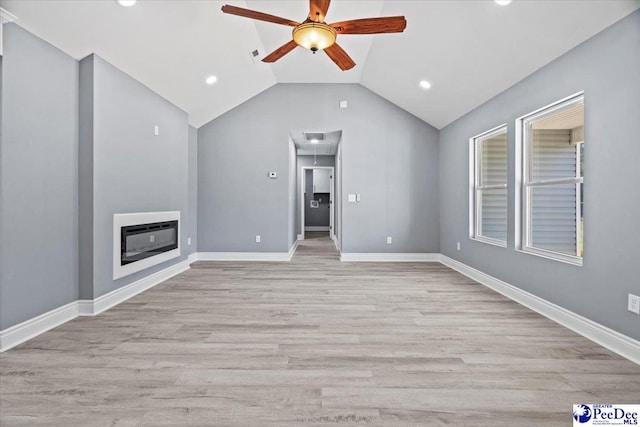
[2,232,639,426]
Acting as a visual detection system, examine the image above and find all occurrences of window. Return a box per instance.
[470,125,508,246]
[518,94,584,265]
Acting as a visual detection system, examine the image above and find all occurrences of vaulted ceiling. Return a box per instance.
[3,0,639,129]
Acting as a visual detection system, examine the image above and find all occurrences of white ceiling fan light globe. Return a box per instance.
[116,0,137,7]
[495,0,512,6]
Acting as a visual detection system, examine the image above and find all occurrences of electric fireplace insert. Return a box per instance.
[120,220,178,266]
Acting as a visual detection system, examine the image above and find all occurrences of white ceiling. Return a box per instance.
[291,130,342,155]
[2,0,638,129]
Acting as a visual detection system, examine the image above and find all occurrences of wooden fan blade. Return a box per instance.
[309,0,331,22]
[324,43,355,71]
[262,40,299,63]
[330,16,407,34]
[221,5,299,27]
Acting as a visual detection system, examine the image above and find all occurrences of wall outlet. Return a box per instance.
[387,236,392,244]
[456,242,461,251]
[255,235,261,243]
[187,237,191,246]
[154,125,159,136]
[629,294,640,315]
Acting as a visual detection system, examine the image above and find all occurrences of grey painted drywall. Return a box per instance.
[78,54,94,300]
[80,54,189,298]
[0,24,79,329]
[296,155,335,236]
[335,144,342,249]
[188,125,198,254]
[288,139,297,249]
[439,10,640,340]
[305,169,331,228]
[0,57,3,311]
[198,84,439,254]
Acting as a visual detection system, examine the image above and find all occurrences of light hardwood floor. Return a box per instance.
[1,232,639,426]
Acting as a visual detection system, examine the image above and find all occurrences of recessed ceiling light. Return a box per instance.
[419,80,431,90]
[495,0,512,5]
[116,0,137,6]
[205,75,218,85]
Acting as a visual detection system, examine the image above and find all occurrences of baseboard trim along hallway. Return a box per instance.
[196,241,299,262]
[0,301,81,354]
[2,250,638,365]
[0,259,191,352]
[78,260,191,316]
[440,255,640,365]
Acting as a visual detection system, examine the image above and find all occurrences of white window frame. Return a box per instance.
[516,92,584,266]
[469,124,508,248]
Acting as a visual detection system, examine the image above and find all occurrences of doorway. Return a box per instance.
[300,166,334,241]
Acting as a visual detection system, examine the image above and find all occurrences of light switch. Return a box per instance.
[154,125,159,135]
[255,235,261,243]
[348,194,356,202]
[356,194,361,202]
[340,100,348,109]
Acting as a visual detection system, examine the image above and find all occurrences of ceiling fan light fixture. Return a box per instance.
[292,22,337,52]
[116,0,137,7]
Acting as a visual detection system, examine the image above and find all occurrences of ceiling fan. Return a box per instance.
[221,0,407,71]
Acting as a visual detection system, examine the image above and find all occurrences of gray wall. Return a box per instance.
[0,24,79,329]
[198,84,439,254]
[297,155,335,236]
[79,54,189,298]
[288,139,297,249]
[78,50,94,300]
[335,144,342,249]
[439,10,640,340]
[188,125,198,254]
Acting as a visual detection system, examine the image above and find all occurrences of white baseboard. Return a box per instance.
[0,301,80,353]
[305,226,330,231]
[288,240,299,261]
[332,234,339,251]
[197,246,298,262]
[3,250,638,365]
[440,255,640,365]
[0,260,190,353]
[79,260,190,316]
[340,253,440,262]
[188,252,198,264]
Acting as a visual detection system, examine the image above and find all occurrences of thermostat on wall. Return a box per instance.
[269,172,277,179]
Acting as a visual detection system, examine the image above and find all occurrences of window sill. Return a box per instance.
[516,247,583,267]
[470,236,507,248]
